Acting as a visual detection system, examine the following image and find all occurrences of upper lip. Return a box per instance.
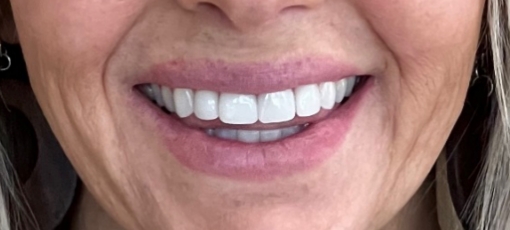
[136,56,363,94]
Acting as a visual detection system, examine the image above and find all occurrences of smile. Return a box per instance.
[137,75,361,143]
[130,58,373,180]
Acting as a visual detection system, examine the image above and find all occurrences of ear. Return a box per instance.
[0,0,19,44]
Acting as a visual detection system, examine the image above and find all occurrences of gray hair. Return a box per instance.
[1,0,510,229]
[465,0,510,229]
[0,144,12,230]
[0,125,23,230]
[0,110,33,230]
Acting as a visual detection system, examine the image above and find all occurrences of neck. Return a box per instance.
[70,187,124,230]
[382,178,441,230]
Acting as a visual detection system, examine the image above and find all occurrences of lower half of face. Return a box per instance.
[10,0,484,229]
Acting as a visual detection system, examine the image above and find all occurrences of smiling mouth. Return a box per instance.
[136,75,366,143]
[129,58,372,180]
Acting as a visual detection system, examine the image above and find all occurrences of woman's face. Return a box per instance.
[9,0,484,229]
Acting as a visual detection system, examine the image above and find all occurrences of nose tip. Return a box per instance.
[177,0,323,30]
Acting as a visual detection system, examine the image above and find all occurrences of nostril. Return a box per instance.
[279,4,309,14]
[178,0,222,12]
[197,2,220,11]
[196,2,227,17]
[181,0,323,30]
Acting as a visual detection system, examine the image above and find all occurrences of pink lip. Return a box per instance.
[136,57,361,94]
[130,58,371,181]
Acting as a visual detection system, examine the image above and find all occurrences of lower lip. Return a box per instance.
[130,79,372,181]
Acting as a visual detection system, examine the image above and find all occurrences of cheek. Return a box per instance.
[8,1,151,193]
[9,0,145,143]
[12,0,144,56]
[359,0,484,56]
[355,0,484,220]
[10,0,145,103]
[352,0,484,121]
[358,0,484,121]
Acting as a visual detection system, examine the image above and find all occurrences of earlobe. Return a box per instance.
[0,0,19,44]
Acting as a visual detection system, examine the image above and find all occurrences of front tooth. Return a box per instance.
[335,79,347,103]
[219,93,258,124]
[295,84,321,117]
[345,76,356,96]
[258,89,296,124]
[237,130,260,143]
[173,88,194,118]
[319,82,336,110]
[194,90,219,120]
[260,129,282,142]
[152,84,165,107]
[214,129,237,141]
[281,125,301,138]
[161,86,176,112]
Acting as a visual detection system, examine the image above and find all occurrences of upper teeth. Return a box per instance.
[140,76,358,125]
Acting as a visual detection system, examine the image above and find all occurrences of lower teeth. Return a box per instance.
[205,124,306,143]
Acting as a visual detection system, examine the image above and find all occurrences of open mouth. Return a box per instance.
[136,75,366,143]
[129,58,373,180]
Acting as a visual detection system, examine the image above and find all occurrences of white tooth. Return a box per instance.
[152,84,165,107]
[281,125,301,138]
[294,84,321,117]
[173,88,194,118]
[214,129,237,141]
[194,90,219,120]
[140,84,155,101]
[345,76,356,96]
[335,79,347,103]
[237,130,260,143]
[319,82,336,110]
[260,129,282,142]
[161,86,176,112]
[258,89,296,124]
[219,93,258,124]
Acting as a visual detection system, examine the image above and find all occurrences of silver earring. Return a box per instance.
[0,42,12,71]
[472,68,494,97]
[472,51,494,97]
